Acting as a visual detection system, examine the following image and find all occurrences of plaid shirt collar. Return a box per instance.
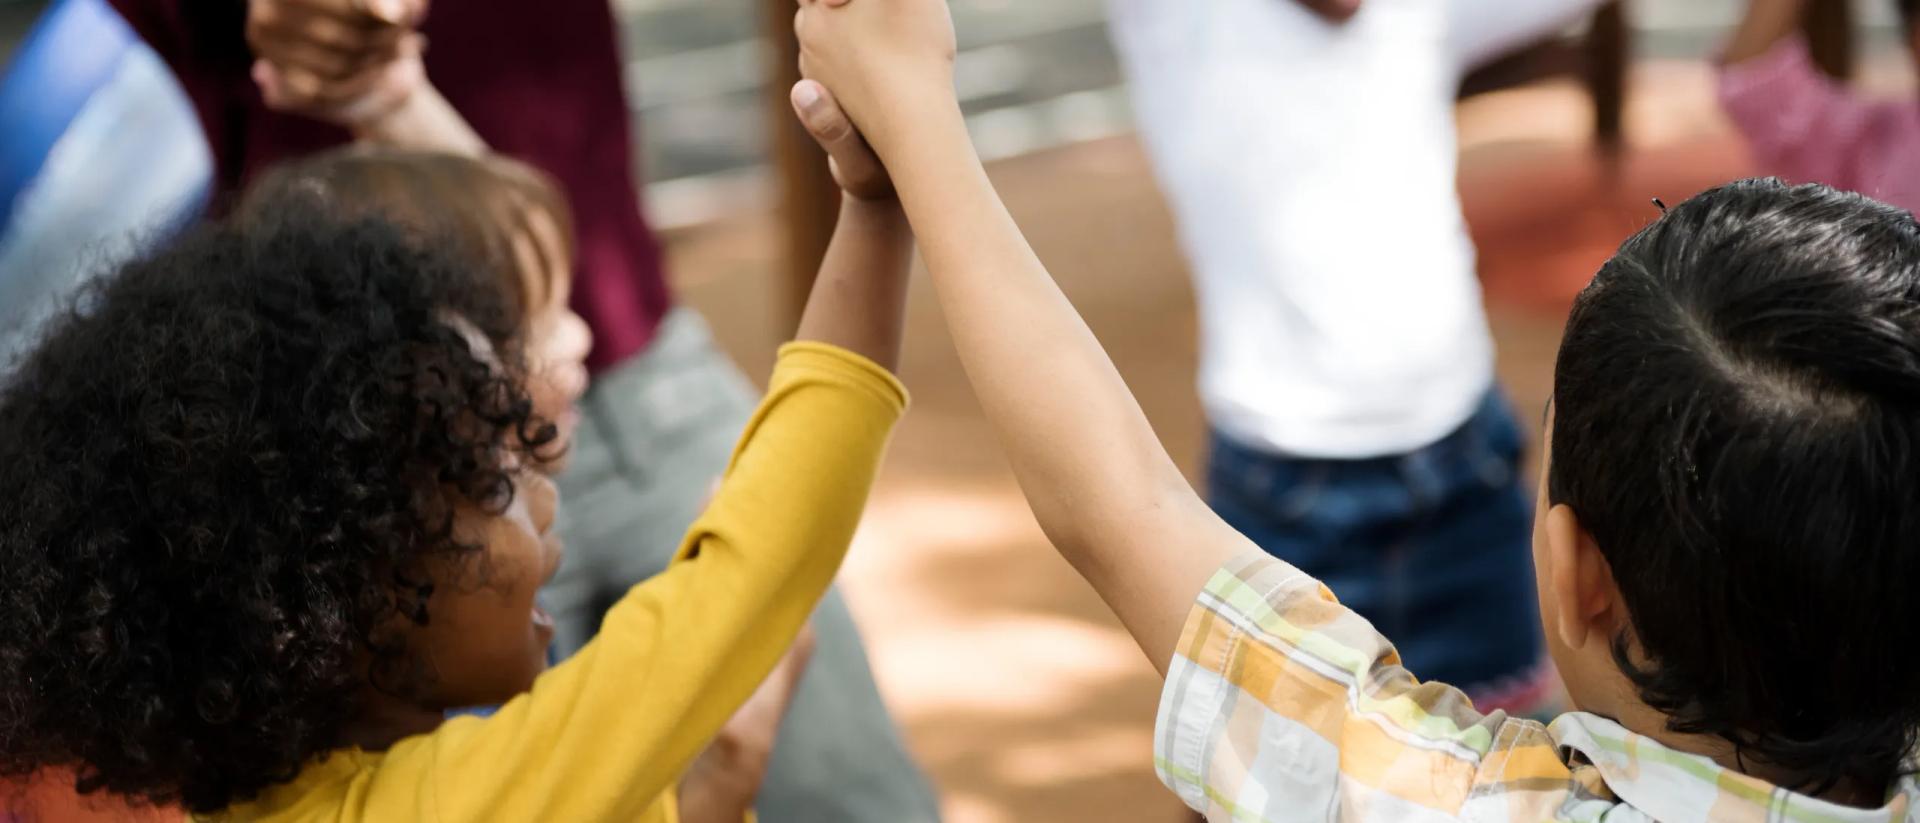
[1552,713,1920,823]
[1156,553,1920,823]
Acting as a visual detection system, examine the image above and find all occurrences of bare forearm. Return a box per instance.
[793,199,914,371]
[1723,0,1806,65]
[352,84,487,156]
[874,101,1239,668]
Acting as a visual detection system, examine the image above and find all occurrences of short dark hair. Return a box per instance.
[0,206,554,812]
[1550,178,1920,792]
[1901,0,1918,29]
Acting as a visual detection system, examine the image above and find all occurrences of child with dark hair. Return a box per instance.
[1720,0,1920,211]
[796,0,1920,817]
[0,82,912,823]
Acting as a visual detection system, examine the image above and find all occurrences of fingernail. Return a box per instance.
[792,82,822,112]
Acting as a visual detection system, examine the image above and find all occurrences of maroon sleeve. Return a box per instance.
[106,0,263,197]
[417,0,673,367]
[107,0,671,366]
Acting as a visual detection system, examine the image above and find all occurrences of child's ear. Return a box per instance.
[1545,504,1620,652]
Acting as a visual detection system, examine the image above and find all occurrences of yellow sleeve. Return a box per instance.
[643,787,677,822]
[355,342,906,822]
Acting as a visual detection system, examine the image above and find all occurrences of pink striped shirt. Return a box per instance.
[1719,37,1920,212]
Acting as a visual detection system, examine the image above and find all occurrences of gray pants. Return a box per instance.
[545,308,940,822]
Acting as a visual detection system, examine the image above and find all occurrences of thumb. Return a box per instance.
[790,79,854,149]
[789,80,886,192]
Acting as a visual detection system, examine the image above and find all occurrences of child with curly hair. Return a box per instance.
[0,80,908,823]
[241,38,938,821]
[237,145,829,822]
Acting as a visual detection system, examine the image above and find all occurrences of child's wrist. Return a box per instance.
[837,197,910,249]
[864,88,965,160]
[348,88,423,142]
[352,85,486,156]
[840,195,907,226]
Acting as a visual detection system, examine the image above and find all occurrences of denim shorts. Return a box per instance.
[1206,390,1553,709]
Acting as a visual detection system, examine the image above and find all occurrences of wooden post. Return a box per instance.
[1803,0,1854,80]
[765,0,842,334]
[1583,0,1628,151]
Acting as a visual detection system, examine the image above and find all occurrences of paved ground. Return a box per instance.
[667,59,1769,823]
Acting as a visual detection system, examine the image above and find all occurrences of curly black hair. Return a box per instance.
[0,204,554,813]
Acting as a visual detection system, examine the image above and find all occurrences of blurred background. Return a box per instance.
[1,0,1913,820]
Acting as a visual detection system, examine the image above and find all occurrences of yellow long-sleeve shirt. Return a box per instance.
[214,342,907,823]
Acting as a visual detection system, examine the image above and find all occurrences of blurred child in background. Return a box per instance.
[1105,0,1598,714]
[1721,0,1920,211]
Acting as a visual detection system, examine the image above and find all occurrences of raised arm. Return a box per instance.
[280,81,916,823]
[348,78,487,156]
[790,79,913,369]
[246,0,481,156]
[1722,0,1806,66]
[795,0,1254,672]
[253,39,487,157]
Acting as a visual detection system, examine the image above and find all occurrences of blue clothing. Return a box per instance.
[0,0,209,363]
[1205,389,1547,698]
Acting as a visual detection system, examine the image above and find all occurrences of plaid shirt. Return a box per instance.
[1156,552,1920,822]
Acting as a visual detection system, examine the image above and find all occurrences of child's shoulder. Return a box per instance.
[215,749,384,822]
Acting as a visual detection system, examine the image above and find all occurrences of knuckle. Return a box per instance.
[815,119,852,143]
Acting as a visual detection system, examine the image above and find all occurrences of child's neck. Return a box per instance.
[340,692,445,752]
[1605,698,1884,808]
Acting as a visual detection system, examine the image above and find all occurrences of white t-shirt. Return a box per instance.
[1108,0,1595,458]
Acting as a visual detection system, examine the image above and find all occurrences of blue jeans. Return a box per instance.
[1206,390,1546,696]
